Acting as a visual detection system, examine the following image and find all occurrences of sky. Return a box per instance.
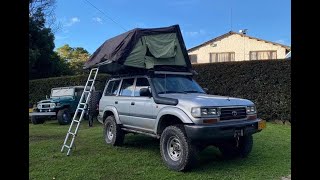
[53,0,291,54]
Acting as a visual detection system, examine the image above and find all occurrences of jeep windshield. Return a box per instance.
[152,75,205,94]
[51,88,75,97]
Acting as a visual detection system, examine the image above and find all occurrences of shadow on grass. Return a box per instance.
[122,134,160,149]
[120,134,239,171]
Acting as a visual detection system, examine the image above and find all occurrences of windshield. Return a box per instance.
[51,88,74,97]
[152,75,205,94]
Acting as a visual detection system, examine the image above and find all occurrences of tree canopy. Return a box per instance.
[56,44,91,75]
[29,0,72,79]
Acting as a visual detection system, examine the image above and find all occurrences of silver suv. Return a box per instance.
[97,71,266,171]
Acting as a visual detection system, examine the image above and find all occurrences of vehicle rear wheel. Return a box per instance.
[57,108,72,125]
[219,135,253,159]
[104,115,124,146]
[31,116,45,124]
[160,125,198,171]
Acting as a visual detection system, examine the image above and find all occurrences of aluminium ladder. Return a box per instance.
[61,67,99,156]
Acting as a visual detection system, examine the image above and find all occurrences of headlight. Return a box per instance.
[246,106,256,114]
[191,107,218,117]
[37,104,41,109]
[191,107,201,117]
[51,103,56,108]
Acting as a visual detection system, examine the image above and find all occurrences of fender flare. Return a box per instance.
[154,107,193,133]
[102,105,121,124]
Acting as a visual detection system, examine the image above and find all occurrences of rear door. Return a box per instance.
[117,78,135,125]
[99,79,121,120]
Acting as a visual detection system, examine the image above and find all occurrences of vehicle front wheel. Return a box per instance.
[218,135,253,159]
[57,108,72,125]
[104,115,124,146]
[31,116,45,124]
[160,125,198,172]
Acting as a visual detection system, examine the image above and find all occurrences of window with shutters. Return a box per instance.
[249,51,277,60]
[209,52,235,63]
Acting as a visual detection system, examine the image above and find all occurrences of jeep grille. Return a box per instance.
[220,107,247,121]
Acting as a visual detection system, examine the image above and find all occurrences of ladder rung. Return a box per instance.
[64,145,71,149]
[73,120,80,123]
[78,108,85,111]
[68,132,76,136]
[79,103,86,105]
[84,90,90,93]
[88,79,95,81]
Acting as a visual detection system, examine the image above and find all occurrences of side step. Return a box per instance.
[121,127,160,139]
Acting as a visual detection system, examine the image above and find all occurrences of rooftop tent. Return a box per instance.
[83,25,192,74]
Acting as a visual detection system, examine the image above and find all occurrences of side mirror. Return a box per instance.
[140,88,152,97]
[203,88,209,94]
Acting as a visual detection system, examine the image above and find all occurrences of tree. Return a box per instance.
[56,44,91,75]
[29,0,59,31]
[29,8,71,79]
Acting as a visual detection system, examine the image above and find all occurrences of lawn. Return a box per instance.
[29,121,291,180]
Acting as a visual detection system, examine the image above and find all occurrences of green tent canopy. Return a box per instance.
[83,25,192,74]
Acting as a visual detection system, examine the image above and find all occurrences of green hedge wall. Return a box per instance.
[193,60,291,121]
[29,60,290,121]
[29,74,109,105]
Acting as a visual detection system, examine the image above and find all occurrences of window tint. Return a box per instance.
[105,80,121,96]
[134,78,150,96]
[119,78,135,96]
[152,75,204,94]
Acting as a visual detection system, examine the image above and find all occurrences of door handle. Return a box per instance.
[115,101,118,104]
[131,102,135,105]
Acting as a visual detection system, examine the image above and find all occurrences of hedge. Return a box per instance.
[193,60,291,121]
[29,60,290,121]
[29,74,109,105]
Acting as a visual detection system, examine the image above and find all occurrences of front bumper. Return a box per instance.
[184,119,265,142]
[29,112,56,117]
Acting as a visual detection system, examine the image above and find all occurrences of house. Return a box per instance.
[188,31,291,64]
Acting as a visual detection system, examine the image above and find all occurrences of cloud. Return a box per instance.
[183,29,207,37]
[92,17,103,24]
[275,39,285,44]
[64,17,80,27]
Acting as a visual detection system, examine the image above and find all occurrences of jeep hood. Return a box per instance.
[158,93,254,107]
[38,97,73,103]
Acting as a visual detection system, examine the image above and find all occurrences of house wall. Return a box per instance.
[188,34,287,64]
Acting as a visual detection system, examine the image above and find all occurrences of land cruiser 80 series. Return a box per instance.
[97,71,266,171]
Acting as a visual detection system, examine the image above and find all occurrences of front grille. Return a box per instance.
[220,107,247,121]
[42,104,50,108]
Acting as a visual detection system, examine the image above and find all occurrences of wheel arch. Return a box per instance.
[155,107,193,135]
[102,106,121,124]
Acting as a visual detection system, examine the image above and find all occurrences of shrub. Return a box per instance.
[29,74,109,105]
[192,60,291,121]
[29,60,290,121]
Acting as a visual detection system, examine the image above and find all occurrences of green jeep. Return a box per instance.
[29,86,100,125]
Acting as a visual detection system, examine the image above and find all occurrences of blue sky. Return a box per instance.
[53,0,291,54]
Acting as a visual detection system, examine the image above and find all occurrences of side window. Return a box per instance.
[74,88,83,98]
[119,78,135,96]
[134,78,150,96]
[104,80,121,96]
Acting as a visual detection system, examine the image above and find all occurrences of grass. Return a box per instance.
[29,121,291,180]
